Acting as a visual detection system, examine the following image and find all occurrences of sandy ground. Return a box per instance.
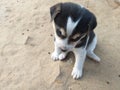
[0,0,120,90]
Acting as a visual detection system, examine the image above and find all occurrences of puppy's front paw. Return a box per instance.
[51,52,59,61]
[59,53,67,60]
[71,67,83,79]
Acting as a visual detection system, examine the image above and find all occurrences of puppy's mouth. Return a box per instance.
[60,48,67,52]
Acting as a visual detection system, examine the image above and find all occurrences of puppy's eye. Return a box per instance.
[71,34,81,42]
[56,29,66,39]
[57,29,62,36]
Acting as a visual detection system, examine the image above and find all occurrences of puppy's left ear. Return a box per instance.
[88,15,97,31]
[50,3,62,22]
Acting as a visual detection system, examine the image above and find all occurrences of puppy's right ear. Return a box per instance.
[50,3,62,22]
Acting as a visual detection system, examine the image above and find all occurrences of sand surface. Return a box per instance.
[0,0,120,90]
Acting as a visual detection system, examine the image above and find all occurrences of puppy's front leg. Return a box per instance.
[71,47,87,79]
[51,42,61,61]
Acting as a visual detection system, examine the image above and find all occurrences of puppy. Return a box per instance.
[50,2,100,79]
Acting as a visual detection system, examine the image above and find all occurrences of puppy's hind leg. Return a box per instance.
[87,36,100,62]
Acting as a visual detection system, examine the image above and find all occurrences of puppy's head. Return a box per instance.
[50,2,97,50]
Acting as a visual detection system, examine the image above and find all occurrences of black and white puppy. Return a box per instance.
[50,2,100,79]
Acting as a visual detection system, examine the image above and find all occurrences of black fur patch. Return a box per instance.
[75,31,95,48]
[53,2,84,30]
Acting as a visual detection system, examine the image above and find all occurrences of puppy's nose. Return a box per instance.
[60,47,67,52]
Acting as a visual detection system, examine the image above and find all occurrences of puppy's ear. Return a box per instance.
[50,3,62,22]
[88,15,97,31]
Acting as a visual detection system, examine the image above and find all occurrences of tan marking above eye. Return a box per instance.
[59,28,66,36]
[72,33,81,39]
[55,25,66,36]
